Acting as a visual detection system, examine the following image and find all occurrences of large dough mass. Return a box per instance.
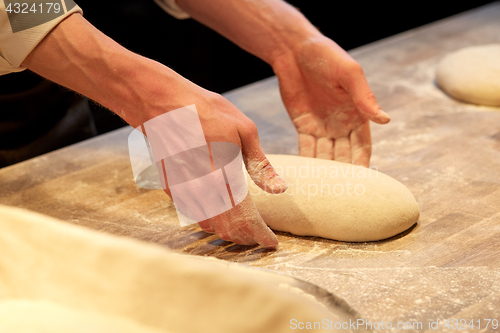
[0,204,348,333]
[0,299,167,333]
[249,155,419,242]
[436,44,500,106]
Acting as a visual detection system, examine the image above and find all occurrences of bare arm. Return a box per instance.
[22,13,191,128]
[176,0,390,166]
[176,0,316,66]
[22,13,286,247]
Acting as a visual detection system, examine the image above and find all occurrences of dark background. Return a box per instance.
[19,1,500,134]
[77,0,496,133]
[80,0,496,93]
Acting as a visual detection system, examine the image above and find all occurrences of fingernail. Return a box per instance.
[260,238,278,248]
[377,109,391,123]
[269,175,288,194]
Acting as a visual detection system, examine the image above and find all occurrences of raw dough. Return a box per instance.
[0,299,167,333]
[0,204,348,333]
[436,44,500,106]
[248,155,419,242]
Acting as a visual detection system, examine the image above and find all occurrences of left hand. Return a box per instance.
[272,36,390,167]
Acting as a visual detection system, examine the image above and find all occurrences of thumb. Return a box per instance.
[238,120,288,194]
[346,65,391,124]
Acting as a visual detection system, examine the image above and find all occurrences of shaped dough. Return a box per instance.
[248,155,419,241]
[436,44,500,106]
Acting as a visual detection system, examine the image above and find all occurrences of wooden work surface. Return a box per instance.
[1,3,500,331]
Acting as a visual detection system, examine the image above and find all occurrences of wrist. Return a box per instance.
[106,54,181,127]
[176,0,322,69]
[112,53,220,129]
[257,5,324,67]
[271,34,356,81]
[270,34,328,78]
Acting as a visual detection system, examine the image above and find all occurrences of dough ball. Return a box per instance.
[248,155,419,242]
[436,44,500,106]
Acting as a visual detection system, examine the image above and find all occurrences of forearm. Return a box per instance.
[175,0,322,66]
[20,12,285,247]
[22,13,193,128]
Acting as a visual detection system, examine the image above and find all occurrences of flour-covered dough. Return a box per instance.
[436,44,500,106]
[0,204,347,333]
[0,299,167,333]
[248,155,419,242]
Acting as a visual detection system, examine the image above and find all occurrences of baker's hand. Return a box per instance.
[273,36,390,167]
[148,86,287,248]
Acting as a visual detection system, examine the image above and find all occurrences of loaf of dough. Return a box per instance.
[436,44,500,106]
[0,204,348,333]
[248,155,419,241]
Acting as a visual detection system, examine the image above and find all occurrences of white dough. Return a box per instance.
[0,299,168,333]
[248,155,419,242]
[436,44,500,106]
[0,204,347,333]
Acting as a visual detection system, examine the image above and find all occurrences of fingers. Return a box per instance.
[316,137,334,160]
[333,136,351,164]
[198,220,215,233]
[298,133,315,157]
[299,134,352,164]
[230,194,278,247]
[345,63,391,125]
[198,194,278,248]
[238,120,287,194]
[350,121,372,167]
[209,212,255,245]
[299,135,335,160]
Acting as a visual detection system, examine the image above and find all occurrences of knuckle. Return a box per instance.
[246,157,272,177]
[208,92,225,105]
[364,90,378,105]
[217,232,231,242]
[347,60,364,74]
[240,119,259,138]
[355,90,376,106]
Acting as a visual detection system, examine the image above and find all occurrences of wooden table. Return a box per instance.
[1,3,500,331]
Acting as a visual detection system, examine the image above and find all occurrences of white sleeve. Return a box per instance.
[153,0,190,20]
[0,0,83,75]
